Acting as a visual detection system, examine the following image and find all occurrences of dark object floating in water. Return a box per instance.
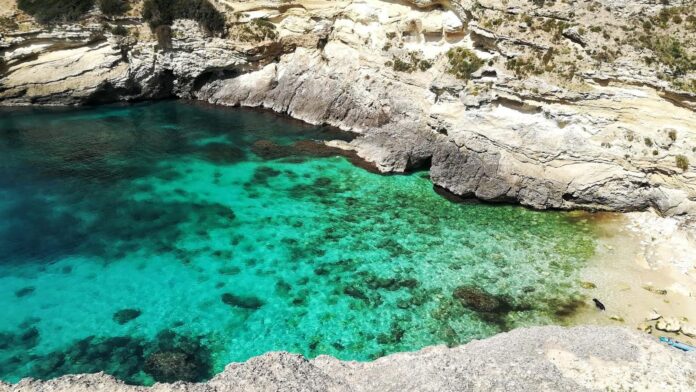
[15,286,36,297]
[592,298,606,311]
[221,293,264,309]
[113,308,143,324]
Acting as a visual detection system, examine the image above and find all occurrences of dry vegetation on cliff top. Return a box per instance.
[1,0,694,95]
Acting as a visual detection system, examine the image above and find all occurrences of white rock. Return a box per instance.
[646,310,662,321]
[681,324,696,338]
[655,317,681,333]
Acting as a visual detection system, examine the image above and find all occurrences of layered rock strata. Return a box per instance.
[0,0,694,214]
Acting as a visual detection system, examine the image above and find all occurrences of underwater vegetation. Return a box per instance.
[0,102,595,385]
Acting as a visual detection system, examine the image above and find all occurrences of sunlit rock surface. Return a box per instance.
[3,326,696,392]
[1,0,695,214]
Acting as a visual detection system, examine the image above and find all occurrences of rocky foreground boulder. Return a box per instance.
[3,325,696,391]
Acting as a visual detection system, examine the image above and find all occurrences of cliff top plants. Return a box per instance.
[142,0,226,35]
[446,48,483,80]
[98,0,129,17]
[17,0,130,23]
[17,0,95,23]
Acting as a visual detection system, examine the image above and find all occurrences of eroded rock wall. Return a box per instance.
[0,0,694,215]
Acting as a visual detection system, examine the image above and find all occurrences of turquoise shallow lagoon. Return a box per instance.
[0,101,595,385]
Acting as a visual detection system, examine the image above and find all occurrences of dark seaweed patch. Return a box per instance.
[0,328,212,385]
[343,286,369,303]
[14,286,35,297]
[217,266,241,275]
[199,143,246,164]
[221,293,264,310]
[251,166,282,185]
[453,286,510,313]
[0,327,40,351]
[0,196,237,264]
[113,309,142,325]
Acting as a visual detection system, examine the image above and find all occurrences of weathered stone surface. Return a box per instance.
[681,324,696,338]
[646,310,662,321]
[3,326,696,391]
[0,0,695,217]
[656,317,682,333]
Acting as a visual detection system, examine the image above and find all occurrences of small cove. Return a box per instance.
[0,101,601,385]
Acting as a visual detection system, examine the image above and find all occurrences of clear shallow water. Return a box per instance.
[0,101,595,385]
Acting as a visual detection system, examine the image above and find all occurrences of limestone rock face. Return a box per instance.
[3,326,696,391]
[681,324,696,338]
[0,0,695,215]
[656,317,682,333]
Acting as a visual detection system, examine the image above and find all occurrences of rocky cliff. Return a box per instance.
[0,0,695,215]
[3,325,696,391]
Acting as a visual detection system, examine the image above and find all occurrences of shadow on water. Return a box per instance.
[0,101,355,265]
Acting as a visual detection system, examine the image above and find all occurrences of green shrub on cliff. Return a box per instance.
[98,0,129,16]
[142,0,226,34]
[111,24,128,36]
[0,16,19,30]
[389,51,431,73]
[676,155,690,171]
[17,0,95,23]
[446,47,484,80]
[230,18,277,42]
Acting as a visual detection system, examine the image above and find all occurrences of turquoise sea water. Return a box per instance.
[0,101,596,385]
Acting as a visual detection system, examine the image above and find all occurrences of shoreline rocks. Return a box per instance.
[0,1,694,216]
[3,325,696,391]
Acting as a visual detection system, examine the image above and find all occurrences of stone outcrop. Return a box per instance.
[3,325,696,391]
[0,0,695,215]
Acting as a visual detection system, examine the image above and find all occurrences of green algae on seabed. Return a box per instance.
[0,101,596,385]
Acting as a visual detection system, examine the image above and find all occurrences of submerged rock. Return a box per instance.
[221,293,264,310]
[376,322,406,345]
[452,285,509,313]
[343,286,369,302]
[113,309,142,325]
[365,275,420,291]
[201,143,246,164]
[15,286,35,297]
[252,166,283,184]
[144,351,200,383]
[250,140,286,159]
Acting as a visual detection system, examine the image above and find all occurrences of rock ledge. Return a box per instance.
[3,326,696,392]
